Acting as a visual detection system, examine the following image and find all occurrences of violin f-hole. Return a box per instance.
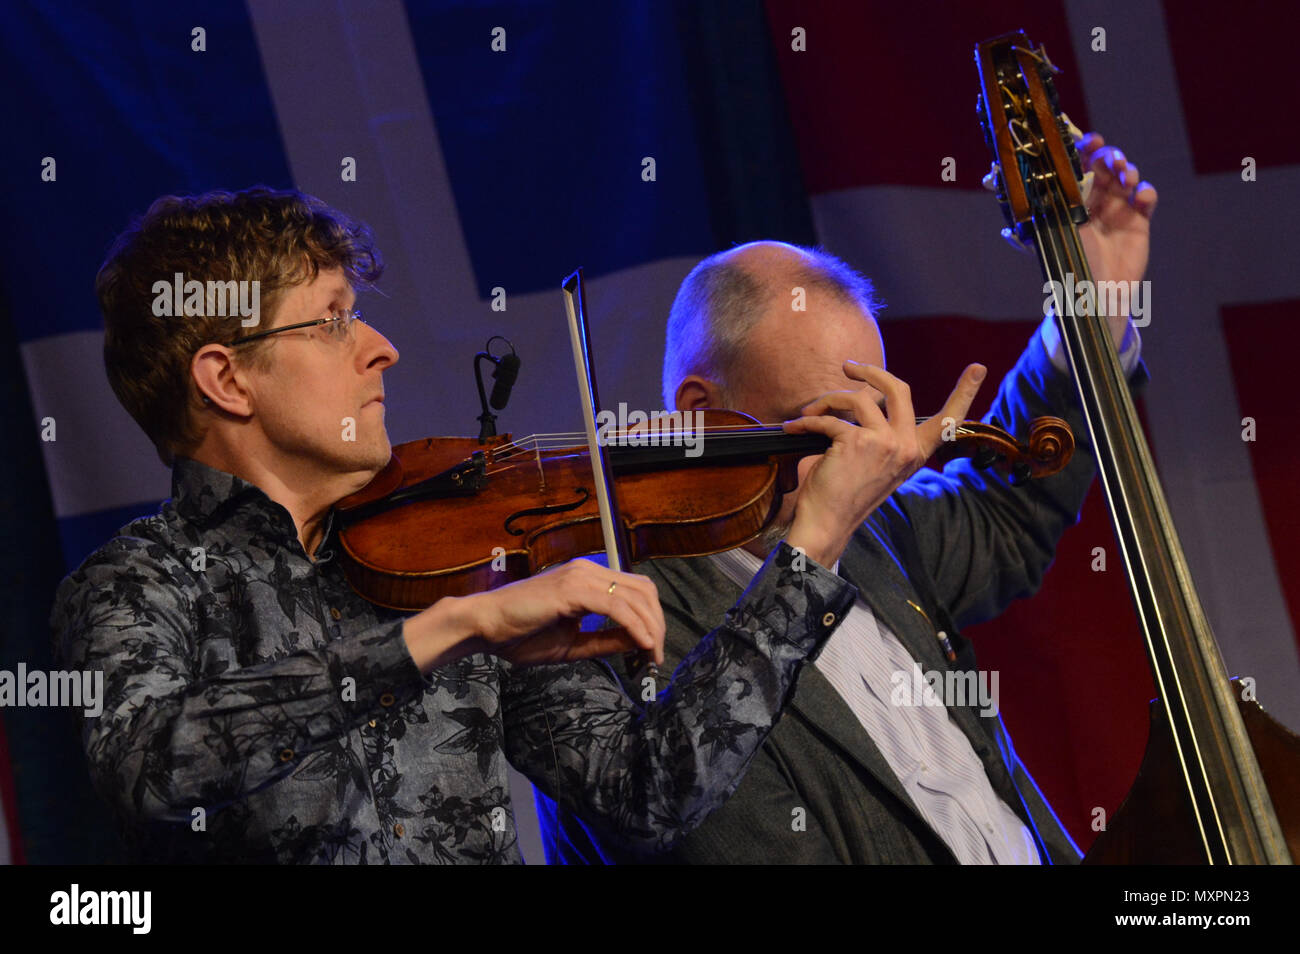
[503,487,591,536]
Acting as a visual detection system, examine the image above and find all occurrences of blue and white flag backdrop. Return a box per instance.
[2,0,1296,863]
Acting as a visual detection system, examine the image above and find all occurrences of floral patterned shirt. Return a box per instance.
[51,457,854,863]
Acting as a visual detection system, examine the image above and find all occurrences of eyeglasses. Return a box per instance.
[234,309,365,346]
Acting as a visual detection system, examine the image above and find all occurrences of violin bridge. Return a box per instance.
[535,443,547,492]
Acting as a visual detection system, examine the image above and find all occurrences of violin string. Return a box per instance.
[496,418,941,445]
[486,417,965,463]
[488,420,982,455]
[478,424,991,478]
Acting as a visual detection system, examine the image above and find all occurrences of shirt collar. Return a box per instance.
[170,456,335,558]
[171,456,268,523]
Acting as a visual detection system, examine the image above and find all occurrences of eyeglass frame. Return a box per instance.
[232,308,364,345]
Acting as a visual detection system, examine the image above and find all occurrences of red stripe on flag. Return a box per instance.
[1165,0,1300,174]
[887,314,1154,851]
[0,714,25,864]
[763,1,1089,194]
[1220,299,1300,654]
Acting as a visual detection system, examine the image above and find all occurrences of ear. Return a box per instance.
[191,344,254,417]
[674,375,727,412]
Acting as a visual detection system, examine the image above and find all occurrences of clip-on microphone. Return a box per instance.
[474,336,520,442]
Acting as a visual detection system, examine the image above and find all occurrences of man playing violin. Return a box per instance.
[52,187,981,863]
[541,132,1157,864]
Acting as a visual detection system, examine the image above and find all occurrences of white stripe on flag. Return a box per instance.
[23,331,171,519]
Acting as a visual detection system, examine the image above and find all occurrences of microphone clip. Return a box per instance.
[474,336,519,442]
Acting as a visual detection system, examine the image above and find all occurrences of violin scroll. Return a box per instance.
[933,415,1074,484]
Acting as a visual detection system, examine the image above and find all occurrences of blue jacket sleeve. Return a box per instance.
[888,321,1147,627]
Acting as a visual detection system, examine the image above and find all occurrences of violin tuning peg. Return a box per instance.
[973,447,998,470]
[1009,461,1033,485]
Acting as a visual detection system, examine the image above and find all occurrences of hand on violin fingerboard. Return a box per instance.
[401,559,665,672]
[783,361,987,568]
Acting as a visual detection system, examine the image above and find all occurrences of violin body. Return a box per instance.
[335,409,802,611]
[334,407,1073,612]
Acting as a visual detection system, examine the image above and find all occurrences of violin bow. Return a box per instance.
[561,268,660,683]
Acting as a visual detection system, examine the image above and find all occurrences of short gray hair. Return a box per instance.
[661,244,883,409]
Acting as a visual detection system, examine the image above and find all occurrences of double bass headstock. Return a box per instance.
[974,31,1089,251]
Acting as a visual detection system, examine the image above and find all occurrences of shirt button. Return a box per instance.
[821,612,836,627]
[379,692,396,708]
[330,607,342,621]
[279,748,295,762]
[393,823,405,838]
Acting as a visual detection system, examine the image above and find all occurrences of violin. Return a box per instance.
[975,30,1298,863]
[334,403,1073,613]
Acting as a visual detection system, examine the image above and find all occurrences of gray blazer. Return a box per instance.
[539,329,1144,864]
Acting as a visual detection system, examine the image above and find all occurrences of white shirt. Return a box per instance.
[710,546,1040,865]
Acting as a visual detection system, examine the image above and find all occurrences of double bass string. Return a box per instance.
[1033,137,1234,859]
